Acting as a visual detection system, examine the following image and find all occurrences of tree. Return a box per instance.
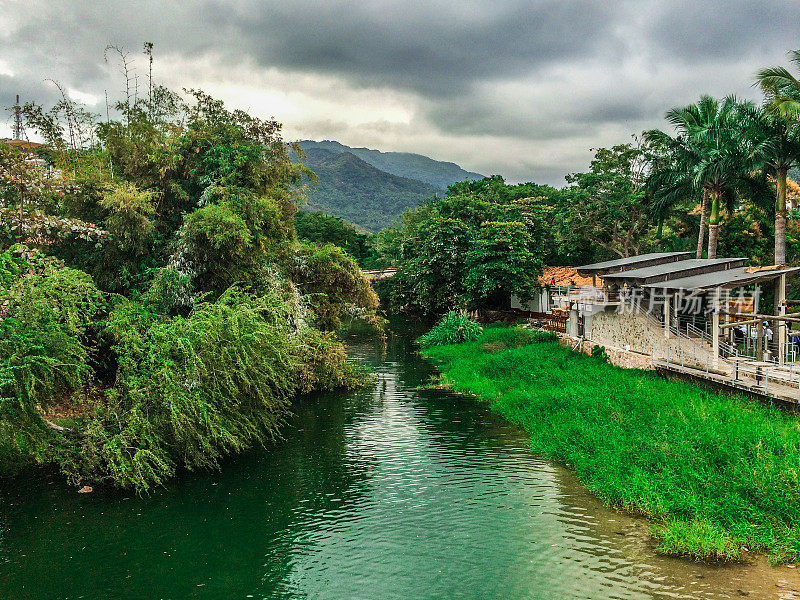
[756,56,800,265]
[294,210,373,266]
[744,107,800,265]
[376,181,545,317]
[558,144,652,258]
[756,49,800,120]
[644,127,708,257]
[658,96,759,259]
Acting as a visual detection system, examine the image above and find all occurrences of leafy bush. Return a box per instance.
[285,242,379,331]
[0,259,106,464]
[99,182,156,252]
[70,289,301,490]
[591,344,610,364]
[418,311,482,348]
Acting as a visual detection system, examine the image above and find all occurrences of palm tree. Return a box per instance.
[756,49,800,120]
[644,129,707,257]
[742,106,800,265]
[756,53,800,265]
[647,96,757,258]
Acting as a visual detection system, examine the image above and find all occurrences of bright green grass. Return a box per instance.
[423,326,800,562]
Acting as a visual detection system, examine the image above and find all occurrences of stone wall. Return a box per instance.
[586,307,702,359]
[587,308,663,354]
[557,334,655,370]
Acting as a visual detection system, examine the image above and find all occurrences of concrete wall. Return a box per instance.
[581,305,715,366]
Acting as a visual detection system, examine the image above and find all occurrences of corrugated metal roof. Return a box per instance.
[643,266,800,291]
[575,252,691,275]
[602,257,748,284]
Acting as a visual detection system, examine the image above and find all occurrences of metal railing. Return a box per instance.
[651,344,800,402]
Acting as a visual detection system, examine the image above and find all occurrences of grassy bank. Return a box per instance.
[423,326,800,563]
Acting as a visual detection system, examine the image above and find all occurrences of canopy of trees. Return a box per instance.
[0,48,378,491]
[374,177,547,317]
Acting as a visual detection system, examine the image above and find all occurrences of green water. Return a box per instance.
[0,330,796,599]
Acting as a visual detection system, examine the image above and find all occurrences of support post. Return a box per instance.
[756,320,764,362]
[712,287,720,367]
[777,273,787,365]
[569,302,579,337]
[754,284,761,315]
[673,290,679,331]
[664,292,671,339]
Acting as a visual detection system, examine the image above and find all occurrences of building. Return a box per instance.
[516,252,800,370]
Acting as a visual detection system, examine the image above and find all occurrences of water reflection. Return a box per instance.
[0,328,797,599]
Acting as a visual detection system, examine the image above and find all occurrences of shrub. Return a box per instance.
[418,311,482,348]
[591,344,610,364]
[285,242,380,331]
[99,182,156,252]
[73,289,300,491]
[0,259,107,467]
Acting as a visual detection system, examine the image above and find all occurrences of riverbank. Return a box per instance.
[422,325,800,563]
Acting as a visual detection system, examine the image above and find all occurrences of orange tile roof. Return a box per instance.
[539,266,598,287]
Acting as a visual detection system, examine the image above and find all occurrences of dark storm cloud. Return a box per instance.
[212,0,616,96]
[3,0,800,183]
[643,0,800,62]
[5,1,615,96]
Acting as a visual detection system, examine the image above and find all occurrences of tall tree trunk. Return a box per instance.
[775,166,788,266]
[696,188,709,259]
[707,191,720,259]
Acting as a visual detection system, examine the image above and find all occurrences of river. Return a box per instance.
[1,328,798,599]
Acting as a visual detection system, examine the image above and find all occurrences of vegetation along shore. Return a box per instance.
[0,59,379,492]
[422,322,800,563]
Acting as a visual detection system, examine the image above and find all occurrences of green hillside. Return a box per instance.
[300,148,440,232]
[298,140,484,189]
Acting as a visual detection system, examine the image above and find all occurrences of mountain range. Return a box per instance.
[296,140,484,232]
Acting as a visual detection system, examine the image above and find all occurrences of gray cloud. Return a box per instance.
[2,0,799,185]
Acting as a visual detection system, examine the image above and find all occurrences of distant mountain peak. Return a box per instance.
[297,140,484,190]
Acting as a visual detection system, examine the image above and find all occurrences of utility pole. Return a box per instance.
[13,94,22,140]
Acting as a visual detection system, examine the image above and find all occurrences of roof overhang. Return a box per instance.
[575,252,692,276]
[642,266,800,292]
[602,257,748,285]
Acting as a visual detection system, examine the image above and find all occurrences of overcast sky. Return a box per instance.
[2,1,799,185]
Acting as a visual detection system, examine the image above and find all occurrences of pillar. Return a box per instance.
[756,320,764,361]
[674,290,681,336]
[777,273,787,365]
[754,284,761,314]
[712,287,720,366]
[569,303,579,337]
[664,292,671,339]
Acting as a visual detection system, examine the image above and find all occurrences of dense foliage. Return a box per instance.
[0,58,379,490]
[425,327,800,562]
[295,210,375,267]
[375,177,548,317]
[418,311,482,348]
